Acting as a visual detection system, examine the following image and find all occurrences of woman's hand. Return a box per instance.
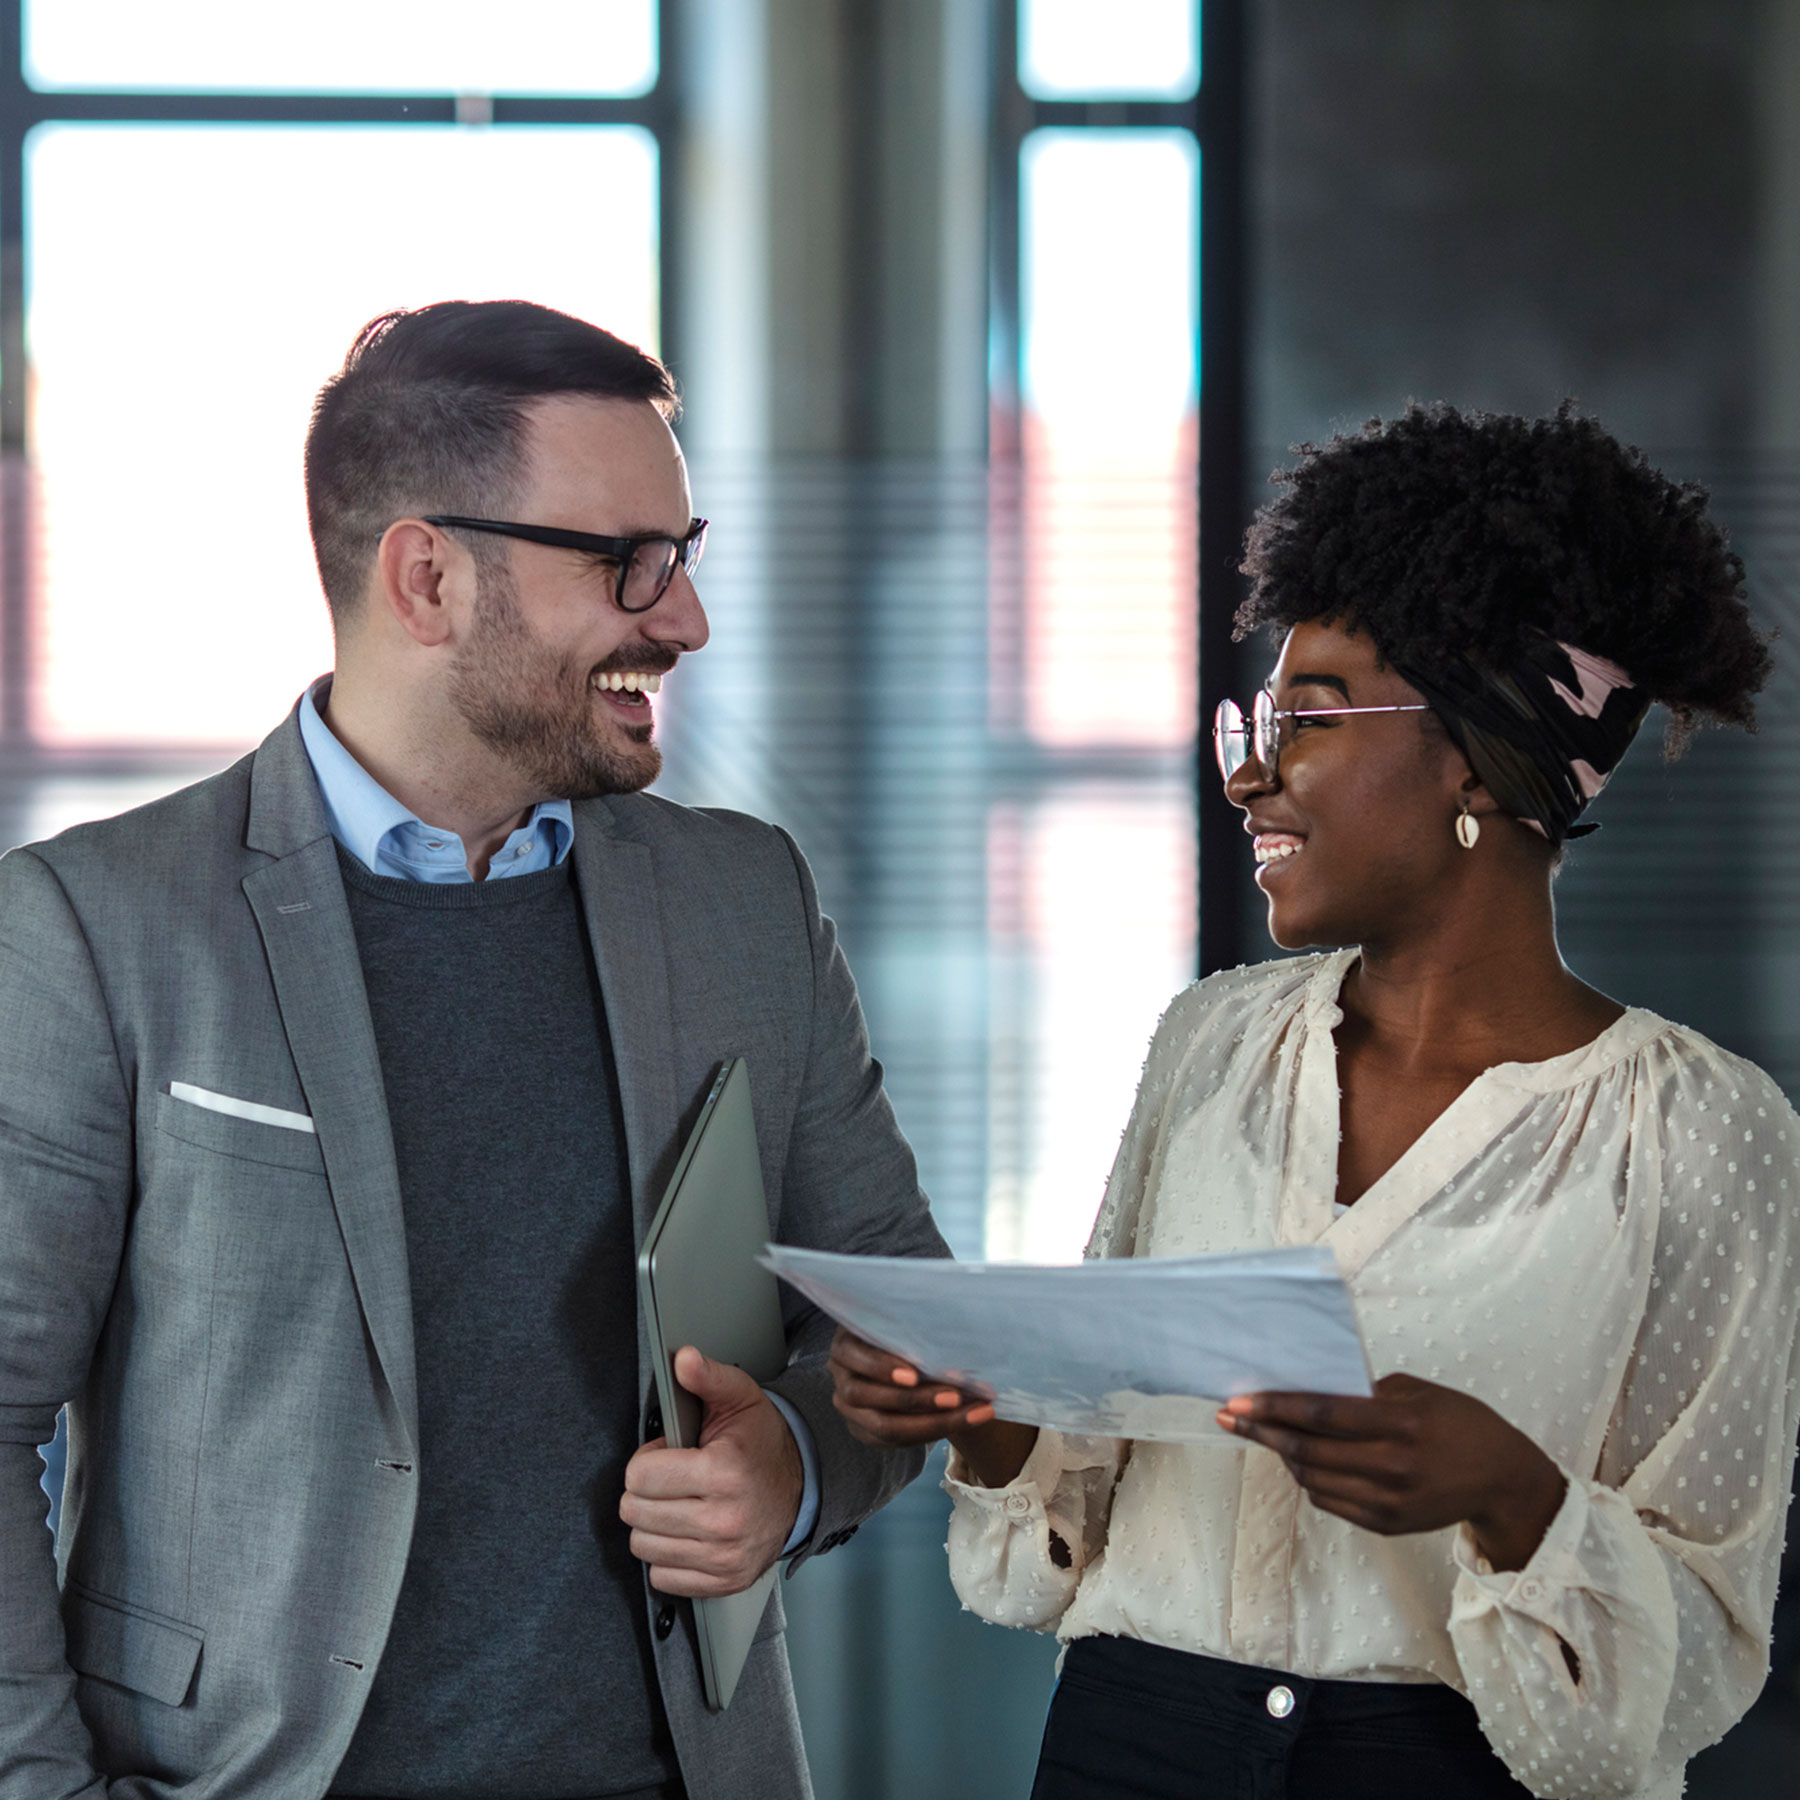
[829,1327,1041,1487]
[1217,1372,1567,1571]
[829,1326,996,1445]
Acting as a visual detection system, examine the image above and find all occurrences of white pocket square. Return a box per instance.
[169,1082,316,1135]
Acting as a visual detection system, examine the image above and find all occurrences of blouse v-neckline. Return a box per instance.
[1277,948,1668,1276]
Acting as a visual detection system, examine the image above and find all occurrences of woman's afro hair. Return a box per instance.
[1235,402,1771,750]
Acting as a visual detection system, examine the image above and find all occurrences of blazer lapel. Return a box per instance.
[572,802,681,1251]
[242,711,418,1449]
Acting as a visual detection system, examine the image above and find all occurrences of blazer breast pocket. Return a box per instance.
[63,1581,205,1708]
[154,1086,327,1176]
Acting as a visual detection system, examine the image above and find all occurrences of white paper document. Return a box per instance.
[762,1244,1373,1444]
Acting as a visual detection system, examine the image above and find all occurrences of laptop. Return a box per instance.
[636,1058,790,1711]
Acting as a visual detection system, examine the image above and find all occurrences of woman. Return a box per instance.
[830,405,1800,1800]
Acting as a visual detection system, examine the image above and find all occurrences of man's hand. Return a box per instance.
[621,1346,805,1597]
[1217,1372,1567,1572]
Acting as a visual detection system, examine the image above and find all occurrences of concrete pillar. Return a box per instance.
[665,0,995,1258]
[659,11,1055,1800]
[673,0,988,461]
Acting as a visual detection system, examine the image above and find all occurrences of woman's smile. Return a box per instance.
[1251,830,1305,868]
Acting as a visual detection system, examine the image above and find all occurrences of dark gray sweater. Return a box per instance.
[327,853,678,1800]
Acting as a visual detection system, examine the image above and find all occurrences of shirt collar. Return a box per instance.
[297,678,574,882]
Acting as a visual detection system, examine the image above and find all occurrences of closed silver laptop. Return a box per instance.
[636,1057,789,1711]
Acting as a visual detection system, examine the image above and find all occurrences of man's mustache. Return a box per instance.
[591,649,679,678]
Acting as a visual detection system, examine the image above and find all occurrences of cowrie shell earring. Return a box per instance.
[1455,805,1480,850]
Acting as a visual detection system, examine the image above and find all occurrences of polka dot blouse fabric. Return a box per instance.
[944,949,1800,1800]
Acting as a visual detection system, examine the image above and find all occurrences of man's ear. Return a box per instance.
[374,520,464,648]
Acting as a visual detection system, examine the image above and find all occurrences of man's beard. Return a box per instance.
[446,563,668,799]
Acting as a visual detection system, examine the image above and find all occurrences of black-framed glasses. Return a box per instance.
[1213,689,1432,782]
[424,515,709,613]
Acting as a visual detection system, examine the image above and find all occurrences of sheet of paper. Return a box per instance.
[762,1244,1373,1444]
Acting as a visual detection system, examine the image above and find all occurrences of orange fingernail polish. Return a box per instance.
[891,1367,919,1387]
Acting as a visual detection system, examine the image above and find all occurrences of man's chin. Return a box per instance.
[565,734,661,799]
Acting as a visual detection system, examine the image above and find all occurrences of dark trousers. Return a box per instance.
[1032,1636,1537,1800]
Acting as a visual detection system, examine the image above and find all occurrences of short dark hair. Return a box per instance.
[304,300,678,620]
[1235,402,1771,750]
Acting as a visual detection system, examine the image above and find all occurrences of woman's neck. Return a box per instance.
[1344,935,1623,1078]
[1344,872,1622,1074]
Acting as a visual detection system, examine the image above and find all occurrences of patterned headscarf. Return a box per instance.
[1387,637,1649,845]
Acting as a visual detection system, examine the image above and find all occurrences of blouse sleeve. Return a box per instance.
[942,979,1213,1628]
[943,1429,1125,1629]
[1446,1070,1800,1799]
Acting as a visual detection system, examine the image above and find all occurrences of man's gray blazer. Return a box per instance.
[0,708,949,1800]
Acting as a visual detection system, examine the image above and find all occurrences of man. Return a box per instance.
[0,301,948,1799]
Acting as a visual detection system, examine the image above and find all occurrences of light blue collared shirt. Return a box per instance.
[295,680,820,1554]
[299,680,573,882]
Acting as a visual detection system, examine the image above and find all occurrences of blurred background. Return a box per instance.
[3,1,1796,1793]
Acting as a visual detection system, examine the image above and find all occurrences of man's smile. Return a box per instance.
[592,670,662,710]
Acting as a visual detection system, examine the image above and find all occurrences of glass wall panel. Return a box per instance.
[25,0,657,96]
[1018,0,1199,102]
[987,122,1198,1258]
[985,783,1197,1263]
[1018,127,1197,748]
[27,123,658,746]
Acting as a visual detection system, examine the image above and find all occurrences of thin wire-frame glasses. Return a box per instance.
[424,515,709,613]
[1213,689,1432,782]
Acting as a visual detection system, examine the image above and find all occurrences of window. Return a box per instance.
[986,2,1200,1260]
[1018,0,1199,101]
[24,0,657,95]
[0,1,665,752]
[28,122,657,744]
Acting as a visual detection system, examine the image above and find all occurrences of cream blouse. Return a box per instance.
[944,950,1800,1800]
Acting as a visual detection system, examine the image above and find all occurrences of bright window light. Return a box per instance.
[1019,0,1199,102]
[985,786,1196,1262]
[25,0,658,96]
[1022,129,1197,440]
[1019,128,1197,749]
[27,123,659,746]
